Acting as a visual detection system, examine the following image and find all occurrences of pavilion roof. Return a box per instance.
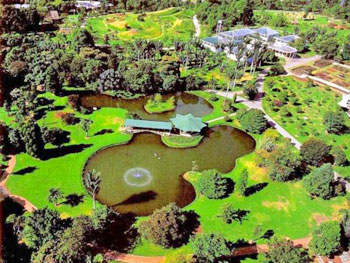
[124,119,172,130]
[170,114,206,132]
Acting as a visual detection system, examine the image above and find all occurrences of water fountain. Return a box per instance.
[123,167,153,187]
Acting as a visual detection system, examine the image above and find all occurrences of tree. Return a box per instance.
[44,65,61,94]
[73,29,95,48]
[85,169,101,210]
[313,37,340,59]
[42,128,69,148]
[240,109,268,134]
[81,119,93,137]
[241,0,254,25]
[191,233,231,263]
[217,203,247,224]
[303,163,335,199]
[292,36,307,53]
[139,203,198,248]
[243,80,258,100]
[19,207,67,250]
[267,145,301,181]
[341,42,350,60]
[300,138,331,167]
[19,120,44,158]
[197,169,230,199]
[47,188,63,206]
[309,221,341,257]
[98,69,123,92]
[265,237,310,263]
[323,110,345,134]
[236,169,248,196]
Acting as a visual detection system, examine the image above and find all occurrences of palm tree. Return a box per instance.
[81,119,92,137]
[85,169,101,210]
[48,188,63,206]
[224,63,236,102]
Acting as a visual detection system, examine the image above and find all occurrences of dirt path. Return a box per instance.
[102,237,312,263]
[103,250,165,263]
[0,155,37,212]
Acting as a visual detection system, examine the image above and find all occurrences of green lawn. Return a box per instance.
[2,92,132,217]
[132,125,349,256]
[85,7,196,46]
[262,76,350,178]
[2,88,349,258]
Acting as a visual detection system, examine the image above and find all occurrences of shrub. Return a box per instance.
[268,63,286,76]
[209,94,219,102]
[323,110,346,134]
[197,169,231,199]
[243,80,258,100]
[332,147,348,166]
[240,109,268,134]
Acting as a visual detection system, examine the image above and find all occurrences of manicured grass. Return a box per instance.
[2,92,132,217]
[262,76,350,178]
[86,8,196,46]
[2,88,349,258]
[161,135,203,148]
[132,125,349,257]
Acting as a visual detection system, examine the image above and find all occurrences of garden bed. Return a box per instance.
[314,59,333,68]
[291,66,317,76]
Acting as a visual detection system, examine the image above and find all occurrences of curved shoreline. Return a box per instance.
[82,125,255,216]
[0,155,37,212]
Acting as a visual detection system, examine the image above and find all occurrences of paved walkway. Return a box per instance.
[208,71,302,149]
[0,155,37,212]
[284,55,322,75]
[193,15,200,38]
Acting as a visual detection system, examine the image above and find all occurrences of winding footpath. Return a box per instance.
[193,15,200,38]
[208,71,302,149]
[0,155,37,212]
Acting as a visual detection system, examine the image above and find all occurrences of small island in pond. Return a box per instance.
[144,94,176,114]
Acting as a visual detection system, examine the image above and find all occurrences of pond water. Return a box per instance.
[82,92,255,216]
[84,126,255,216]
[81,92,213,121]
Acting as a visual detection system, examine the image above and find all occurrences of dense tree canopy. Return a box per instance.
[139,203,198,248]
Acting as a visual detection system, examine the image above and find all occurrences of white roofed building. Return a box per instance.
[339,94,350,111]
[253,27,280,42]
